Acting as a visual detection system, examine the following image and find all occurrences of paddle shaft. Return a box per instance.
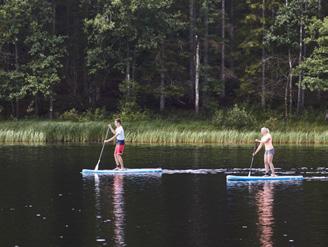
[248,143,258,176]
[94,125,111,170]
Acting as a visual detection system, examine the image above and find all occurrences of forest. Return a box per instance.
[0,0,327,122]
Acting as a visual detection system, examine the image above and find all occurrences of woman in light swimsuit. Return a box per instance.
[253,127,276,176]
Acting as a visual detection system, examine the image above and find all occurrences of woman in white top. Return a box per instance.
[104,118,125,169]
[253,127,276,176]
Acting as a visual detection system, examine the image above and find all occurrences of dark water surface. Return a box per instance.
[0,144,327,247]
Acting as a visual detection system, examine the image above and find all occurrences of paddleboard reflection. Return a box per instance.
[226,180,303,247]
[93,174,126,246]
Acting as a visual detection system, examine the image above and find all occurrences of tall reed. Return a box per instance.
[0,121,326,144]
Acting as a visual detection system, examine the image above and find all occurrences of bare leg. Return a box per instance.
[117,154,124,169]
[114,153,120,168]
[267,154,276,176]
[264,154,270,175]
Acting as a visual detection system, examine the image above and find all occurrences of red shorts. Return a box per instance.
[114,144,125,155]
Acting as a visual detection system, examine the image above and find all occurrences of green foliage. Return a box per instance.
[212,105,256,129]
[0,0,327,119]
[118,110,150,122]
[212,110,225,126]
[24,21,66,98]
[83,108,107,121]
[0,0,31,102]
[117,79,146,121]
[297,17,328,91]
[0,0,65,116]
[262,116,280,130]
[60,108,106,121]
[60,108,80,121]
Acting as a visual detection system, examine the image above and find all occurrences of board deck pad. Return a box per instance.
[226,175,304,181]
[81,168,162,175]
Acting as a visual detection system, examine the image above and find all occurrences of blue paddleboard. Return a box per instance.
[226,175,304,181]
[81,168,162,175]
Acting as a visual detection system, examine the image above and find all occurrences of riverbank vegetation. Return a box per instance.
[0,107,326,144]
[0,1,327,144]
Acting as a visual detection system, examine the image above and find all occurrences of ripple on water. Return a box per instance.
[96,238,106,242]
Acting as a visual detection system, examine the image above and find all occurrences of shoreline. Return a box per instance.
[0,120,327,145]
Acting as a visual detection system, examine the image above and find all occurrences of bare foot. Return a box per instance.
[271,174,277,177]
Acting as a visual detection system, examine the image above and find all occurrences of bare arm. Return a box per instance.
[109,124,115,135]
[104,133,118,143]
[255,136,270,144]
[253,142,263,156]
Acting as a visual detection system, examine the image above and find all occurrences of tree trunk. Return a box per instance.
[301,22,307,110]
[286,0,293,116]
[318,0,322,19]
[296,11,303,114]
[221,0,225,97]
[288,48,293,115]
[35,94,39,117]
[189,0,195,101]
[49,96,54,119]
[195,35,200,113]
[10,101,15,117]
[126,42,131,98]
[15,98,19,119]
[82,62,89,105]
[261,0,266,108]
[49,0,56,119]
[14,41,19,119]
[203,0,209,105]
[132,48,136,82]
[160,42,165,112]
[228,0,234,72]
[284,78,288,120]
[317,0,322,100]
[96,83,101,102]
[89,82,96,107]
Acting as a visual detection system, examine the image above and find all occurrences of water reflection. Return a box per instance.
[112,175,125,246]
[226,180,303,247]
[256,182,274,247]
[93,175,126,247]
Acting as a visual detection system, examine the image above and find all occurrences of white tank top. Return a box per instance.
[116,126,125,141]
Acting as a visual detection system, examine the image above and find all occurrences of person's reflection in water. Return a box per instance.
[256,182,274,247]
[93,174,126,246]
[112,175,125,246]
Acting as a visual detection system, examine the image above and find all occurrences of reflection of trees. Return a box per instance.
[256,182,274,247]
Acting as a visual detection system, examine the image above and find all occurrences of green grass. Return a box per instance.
[0,119,327,144]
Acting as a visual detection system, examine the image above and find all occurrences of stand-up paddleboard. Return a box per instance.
[82,168,162,175]
[226,175,304,181]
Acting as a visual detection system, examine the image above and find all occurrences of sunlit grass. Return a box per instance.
[0,120,326,144]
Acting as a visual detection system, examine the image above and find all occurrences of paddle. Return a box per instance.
[94,125,111,170]
[248,142,258,177]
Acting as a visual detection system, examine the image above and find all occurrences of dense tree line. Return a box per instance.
[0,0,327,119]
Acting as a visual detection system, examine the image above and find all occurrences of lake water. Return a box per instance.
[0,144,327,247]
